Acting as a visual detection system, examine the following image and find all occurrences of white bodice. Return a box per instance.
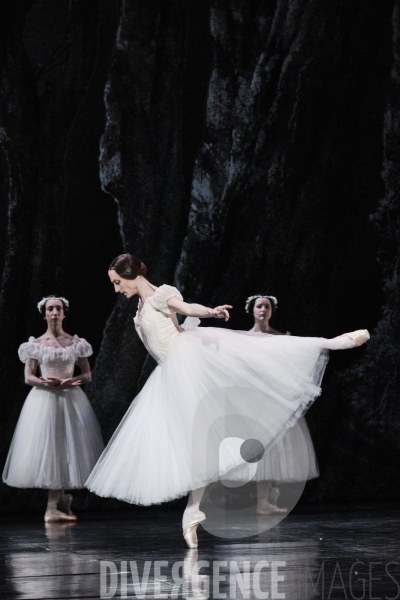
[18,335,93,379]
[133,285,199,364]
[40,354,76,379]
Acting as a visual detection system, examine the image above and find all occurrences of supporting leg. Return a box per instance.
[182,487,205,530]
[182,487,206,549]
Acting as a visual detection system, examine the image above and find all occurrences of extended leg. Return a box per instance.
[310,329,369,351]
[318,336,354,350]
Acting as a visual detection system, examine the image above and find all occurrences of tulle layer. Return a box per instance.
[3,387,104,489]
[254,417,319,481]
[86,328,328,505]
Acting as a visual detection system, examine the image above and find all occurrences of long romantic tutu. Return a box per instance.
[3,386,104,489]
[254,416,319,481]
[86,327,328,505]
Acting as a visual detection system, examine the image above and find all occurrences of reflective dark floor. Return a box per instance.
[1,504,400,599]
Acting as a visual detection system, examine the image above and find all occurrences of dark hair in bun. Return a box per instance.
[109,254,147,280]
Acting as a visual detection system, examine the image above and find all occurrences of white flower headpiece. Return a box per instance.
[245,294,278,313]
[37,296,69,313]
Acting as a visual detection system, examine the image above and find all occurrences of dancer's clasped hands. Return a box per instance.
[40,376,82,389]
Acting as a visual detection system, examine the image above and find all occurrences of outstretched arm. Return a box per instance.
[167,296,232,322]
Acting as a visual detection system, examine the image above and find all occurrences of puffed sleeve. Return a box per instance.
[18,337,41,363]
[181,316,201,330]
[148,284,183,314]
[74,336,93,360]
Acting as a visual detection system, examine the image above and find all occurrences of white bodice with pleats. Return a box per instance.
[134,285,199,364]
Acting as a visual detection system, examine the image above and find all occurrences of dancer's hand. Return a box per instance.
[39,377,81,389]
[40,376,62,387]
[58,378,82,389]
[212,305,232,321]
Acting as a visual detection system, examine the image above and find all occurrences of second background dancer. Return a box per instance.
[245,294,320,515]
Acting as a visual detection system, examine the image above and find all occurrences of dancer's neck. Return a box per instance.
[136,277,158,304]
[45,322,65,338]
[251,321,272,334]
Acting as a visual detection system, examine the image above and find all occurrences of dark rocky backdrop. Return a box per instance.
[1,0,399,513]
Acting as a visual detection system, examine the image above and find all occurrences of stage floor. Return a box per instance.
[1,504,399,599]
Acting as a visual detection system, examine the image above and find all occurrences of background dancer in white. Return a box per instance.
[246,294,319,515]
[3,296,104,522]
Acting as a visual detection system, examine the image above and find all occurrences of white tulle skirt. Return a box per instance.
[254,417,319,481]
[3,387,104,489]
[86,328,328,505]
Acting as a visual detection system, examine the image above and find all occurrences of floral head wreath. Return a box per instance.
[245,294,278,313]
[37,296,69,314]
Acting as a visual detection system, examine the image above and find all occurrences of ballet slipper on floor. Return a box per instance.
[183,511,206,549]
[256,499,287,515]
[44,509,77,523]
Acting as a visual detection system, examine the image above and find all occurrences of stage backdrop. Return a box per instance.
[1,0,399,513]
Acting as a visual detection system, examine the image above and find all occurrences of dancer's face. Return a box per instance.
[44,299,65,324]
[253,297,272,323]
[108,270,137,298]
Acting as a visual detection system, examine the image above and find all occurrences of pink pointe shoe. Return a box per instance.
[340,329,370,348]
[183,512,206,549]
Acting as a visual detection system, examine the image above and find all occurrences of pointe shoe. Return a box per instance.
[256,499,287,515]
[44,509,77,523]
[341,329,370,348]
[183,511,206,549]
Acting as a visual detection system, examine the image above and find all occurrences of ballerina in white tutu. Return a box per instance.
[3,296,104,522]
[86,253,370,548]
[245,294,320,515]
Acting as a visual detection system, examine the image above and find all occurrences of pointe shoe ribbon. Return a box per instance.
[183,511,206,549]
[341,329,370,348]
